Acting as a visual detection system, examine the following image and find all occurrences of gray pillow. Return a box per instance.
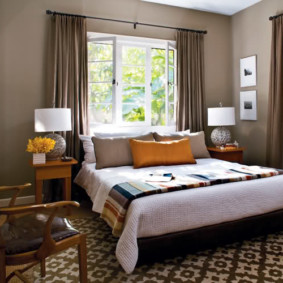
[92,133,154,169]
[154,131,210,158]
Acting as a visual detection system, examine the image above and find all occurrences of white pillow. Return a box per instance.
[79,135,96,163]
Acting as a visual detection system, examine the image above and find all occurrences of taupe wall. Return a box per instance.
[0,0,231,198]
[231,0,283,165]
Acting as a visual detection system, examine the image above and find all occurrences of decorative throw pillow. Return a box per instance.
[129,138,196,169]
[79,135,96,163]
[153,131,210,158]
[92,133,154,169]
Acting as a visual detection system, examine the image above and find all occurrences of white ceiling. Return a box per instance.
[141,0,262,16]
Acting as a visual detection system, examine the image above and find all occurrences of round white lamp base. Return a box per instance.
[211,126,231,147]
[45,133,66,160]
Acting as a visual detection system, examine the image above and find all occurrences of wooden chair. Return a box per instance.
[0,183,88,282]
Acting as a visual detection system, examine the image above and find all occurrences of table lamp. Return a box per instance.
[34,108,72,160]
[208,105,235,147]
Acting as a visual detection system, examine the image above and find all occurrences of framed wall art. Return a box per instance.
[240,55,257,87]
[240,90,257,120]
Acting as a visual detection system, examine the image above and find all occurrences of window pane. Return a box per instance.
[122,105,145,122]
[122,46,146,66]
[151,93,165,126]
[169,103,175,123]
[152,48,166,65]
[169,50,174,66]
[122,66,145,84]
[89,83,112,103]
[169,66,174,83]
[88,42,113,61]
[122,86,145,103]
[89,104,112,124]
[89,62,113,82]
[151,48,166,126]
[169,84,174,102]
[151,49,166,81]
[151,49,166,91]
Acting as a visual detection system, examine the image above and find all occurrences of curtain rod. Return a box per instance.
[46,10,207,34]
[269,13,283,20]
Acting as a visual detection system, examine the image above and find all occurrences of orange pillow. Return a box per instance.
[129,138,196,168]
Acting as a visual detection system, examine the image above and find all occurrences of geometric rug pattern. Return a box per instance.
[32,217,283,282]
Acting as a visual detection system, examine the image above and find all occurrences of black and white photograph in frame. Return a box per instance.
[240,55,257,87]
[240,90,257,120]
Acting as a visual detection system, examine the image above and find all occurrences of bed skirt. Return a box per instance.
[137,209,283,265]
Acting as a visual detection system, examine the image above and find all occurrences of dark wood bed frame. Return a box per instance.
[137,209,283,265]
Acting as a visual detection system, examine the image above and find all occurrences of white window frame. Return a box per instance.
[87,33,176,129]
[167,41,177,126]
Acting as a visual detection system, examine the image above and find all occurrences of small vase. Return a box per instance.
[33,153,46,164]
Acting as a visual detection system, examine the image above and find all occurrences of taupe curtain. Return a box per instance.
[176,31,205,132]
[266,17,283,168]
[48,14,89,160]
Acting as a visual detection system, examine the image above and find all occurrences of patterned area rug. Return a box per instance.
[32,217,283,282]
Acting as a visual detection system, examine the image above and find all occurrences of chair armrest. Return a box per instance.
[0,201,79,215]
[0,183,31,192]
[0,183,32,208]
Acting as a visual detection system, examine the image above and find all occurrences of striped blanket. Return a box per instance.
[101,166,282,237]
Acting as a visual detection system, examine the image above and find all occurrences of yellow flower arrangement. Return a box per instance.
[26,136,56,154]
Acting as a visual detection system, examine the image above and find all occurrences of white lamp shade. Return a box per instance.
[34,108,72,132]
[208,107,235,126]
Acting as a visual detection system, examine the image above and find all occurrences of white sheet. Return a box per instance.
[74,159,283,273]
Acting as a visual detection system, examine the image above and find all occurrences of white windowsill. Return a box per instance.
[90,124,177,135]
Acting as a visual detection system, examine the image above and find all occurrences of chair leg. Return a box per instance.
[0,248,6,283]
[41,259,46,277]
[14,270,31,283]
[78,234,87,283]
[6,261,38,283]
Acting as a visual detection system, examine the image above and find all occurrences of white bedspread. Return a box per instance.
[74,159,283,273]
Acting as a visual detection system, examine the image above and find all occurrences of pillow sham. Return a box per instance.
[92,133,154,169]
[153,131,210,158]
[93,131,147,138]
[188,131,210,158]
[79,135,96,163]
[129,138,196,169]
[153,129,190,141]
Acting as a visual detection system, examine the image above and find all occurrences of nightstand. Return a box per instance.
[207,147,245,163]
[29,158,78,203]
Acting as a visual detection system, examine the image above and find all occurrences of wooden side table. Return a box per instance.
[207,147,245,163]
[29,159,78,204]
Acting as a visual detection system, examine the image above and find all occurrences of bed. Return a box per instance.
[74,155,283,273]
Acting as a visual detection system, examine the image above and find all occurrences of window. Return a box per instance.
[88,34,177,128]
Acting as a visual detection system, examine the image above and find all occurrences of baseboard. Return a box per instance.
[0,195,36,208]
